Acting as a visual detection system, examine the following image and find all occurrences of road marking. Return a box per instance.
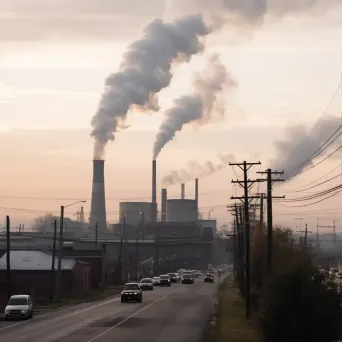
[0,297,121,333]
[86,289,176,342]
[0,314,48,332]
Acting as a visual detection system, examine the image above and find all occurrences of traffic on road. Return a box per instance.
[0,268,228,342]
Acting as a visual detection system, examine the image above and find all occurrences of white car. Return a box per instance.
[152,277,161,286]
[5,294,33,320]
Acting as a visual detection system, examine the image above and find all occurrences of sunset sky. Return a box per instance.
[1,0,342,233]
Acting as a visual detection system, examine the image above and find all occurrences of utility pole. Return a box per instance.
[316,220,334,249]
[50,219,57,302]
[6,216,11,299]
[230,160,261,318]
[56,205,64,301]
[95,222,98,246]
[256,169,285,272]
[123,216,127,282]
[333,220,337,249]
[135,238,139,280]
[118,238,123,283]
[155,226,159,275]
[316,218,320,249]
[297,223,312,247]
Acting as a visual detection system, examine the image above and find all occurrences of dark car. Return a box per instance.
[160,274,171,286]
[121,283,142,303]
[167,273,178,283]
[182,273,194,284]
[204,274,214,283]
[140,278,154,290]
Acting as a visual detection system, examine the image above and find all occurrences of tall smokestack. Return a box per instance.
[181,183,185,199]
[161,188,167,222]
[90,160,107,234]
[152,160,157,222]
[195,178,199,219]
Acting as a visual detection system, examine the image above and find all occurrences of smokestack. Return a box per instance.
[90,160,107,234]
[181,183,185,199]
[195,178,199,219]
[161,188,167,222]
[152,160,157,222]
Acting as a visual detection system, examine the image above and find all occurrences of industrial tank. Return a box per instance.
[166,199,198,222]
[119,202,153,226]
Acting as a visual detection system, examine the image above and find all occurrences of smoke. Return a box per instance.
[165,0,340,29]
[162,154,236,186]
[270,115,340,179]
[90,14,210,158]
[153,54,237,159]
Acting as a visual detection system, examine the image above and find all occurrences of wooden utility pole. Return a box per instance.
[155,226,159,275]
[56,205,64,301]
[135,238,139,280]
[256,169,285,271]
[50,219,57,302]
[297,223,312,247]
[230,160,262,318]
[6,216,11,299]
[95,222,98,246]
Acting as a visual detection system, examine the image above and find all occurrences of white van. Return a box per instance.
[4,294,33,320]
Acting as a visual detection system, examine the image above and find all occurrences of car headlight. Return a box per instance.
[134,292,138,295]
[21,309,28,313]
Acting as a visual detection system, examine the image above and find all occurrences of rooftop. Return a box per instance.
[0,250,76,271]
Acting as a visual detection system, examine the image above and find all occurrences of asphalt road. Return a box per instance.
[0,275,223,342]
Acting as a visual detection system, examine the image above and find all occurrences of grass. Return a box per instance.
[204,278,259,342]
[35,287,121,310]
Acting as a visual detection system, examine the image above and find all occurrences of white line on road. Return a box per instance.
[86,289,177,342]
[0,314,48,332]
[0,296,121,332]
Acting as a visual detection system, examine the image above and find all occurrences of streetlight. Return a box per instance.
[208,209,214,219]
[56,200,86,301]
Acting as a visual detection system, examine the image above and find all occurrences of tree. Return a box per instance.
[31,214,58,232]
[31,214,74,232]
[256,228,342,342]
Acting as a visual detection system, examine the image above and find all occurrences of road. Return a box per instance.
[0,276,223,342]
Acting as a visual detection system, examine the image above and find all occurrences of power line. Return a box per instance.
[288,173,342,193]
[279,82,341,169]
[285,163,341,192]
[275,188,342,208]
[286,126,342,178]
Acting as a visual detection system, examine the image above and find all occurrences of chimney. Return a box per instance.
[195,178,199,219]
[90,159,107,233]
[161,188,167,222]
[181,183,185,199]
[151,160,157,222]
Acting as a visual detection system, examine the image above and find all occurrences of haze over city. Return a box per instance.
[1,0,342,233]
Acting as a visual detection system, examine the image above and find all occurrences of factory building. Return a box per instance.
[119,202,153,227]
[166,199,198,222]
[197,220,217,235]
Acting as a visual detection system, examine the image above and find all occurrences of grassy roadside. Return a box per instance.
[35,287,121,310]
[204,278,259,342]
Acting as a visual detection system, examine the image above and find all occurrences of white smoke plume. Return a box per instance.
[153,54,237,159]
[166,0,340,27]
[270,115,340,180]
[162,154,236,186]
[90,14,210,159]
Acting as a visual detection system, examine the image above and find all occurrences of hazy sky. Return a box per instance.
[1,0,342,232]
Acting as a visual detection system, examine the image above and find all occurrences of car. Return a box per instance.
[140,278,154,290]
[159,274,171,286]
[182,271,194,281]
[121,283,142,303]
[182,273,194,284]
[204,273,214,283]
[152,276,161,286]
[167,273,178,283]
[4,294,33,320]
